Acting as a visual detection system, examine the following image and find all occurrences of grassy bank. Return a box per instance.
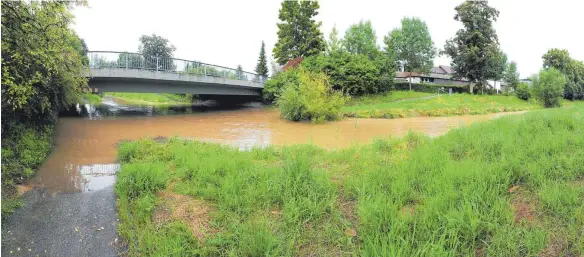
[116,104,584,256]
[83,93,103,105]
[1,125,54,220]
[105,93,192,106]
[343,92,539,118]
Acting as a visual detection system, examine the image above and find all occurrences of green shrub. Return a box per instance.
[277,68,348,123]
[262,69,300,104]
[393,82,468,93]
[532,68,566,108]
[302,52,392,96]
[515,83,531,100]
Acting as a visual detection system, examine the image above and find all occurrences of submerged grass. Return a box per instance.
[343,92,540,118]
[116,103,584,256]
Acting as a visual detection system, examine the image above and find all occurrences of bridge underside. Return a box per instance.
[89,78,261,96]
[87,68,263,96]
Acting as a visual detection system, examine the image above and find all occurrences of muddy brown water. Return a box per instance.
[28,101,522,193]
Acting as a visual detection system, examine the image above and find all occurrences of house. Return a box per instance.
[395,65,470,86]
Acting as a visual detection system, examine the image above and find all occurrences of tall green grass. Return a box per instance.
[116,103,584,256]
[343,92,540,118]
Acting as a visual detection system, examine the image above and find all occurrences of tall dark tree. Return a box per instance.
[255,41,269,77]
[443,1,502,93]
[273,0,325,65]
[138,34,176,70]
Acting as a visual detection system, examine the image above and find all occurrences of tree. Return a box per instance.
[255,41,269,77]
[270,58,282,77]
[343,20,378,57]
[325,25,343,56]
[443,1,502,93]
[138,34,176,70]
[385,17,436,90]
[542,49,584,100]
[273,0,325,65]
[532,68,566,108]
[236,65,245,80]
[503,61,520,90]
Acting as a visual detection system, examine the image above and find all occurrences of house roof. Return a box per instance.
[430,65,454,75]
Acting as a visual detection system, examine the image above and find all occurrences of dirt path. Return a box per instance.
[1,186,123,256]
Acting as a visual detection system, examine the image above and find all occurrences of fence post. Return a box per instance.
[125,54,128,69]
[156,57,159,71]
[204,66,207,76]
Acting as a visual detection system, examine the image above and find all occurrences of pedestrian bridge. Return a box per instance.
[86,51,266,96]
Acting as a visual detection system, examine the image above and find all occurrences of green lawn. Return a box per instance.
[343,91,539,118]
[105,93,191,106]
[115,103,584,256]
[83,93,103,105]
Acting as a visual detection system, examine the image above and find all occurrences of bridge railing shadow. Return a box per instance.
[87,51,268,84]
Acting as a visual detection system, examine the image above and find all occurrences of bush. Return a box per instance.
[393,82,468,93]
[515,83,531,100]
[262,69,300,104]
[278,68,348,123]
[302,52,392,96]
[532,68,566,108]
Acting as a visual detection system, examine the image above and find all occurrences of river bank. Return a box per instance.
[115,103,584,256]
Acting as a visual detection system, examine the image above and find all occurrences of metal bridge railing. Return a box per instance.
[87,51,267,84]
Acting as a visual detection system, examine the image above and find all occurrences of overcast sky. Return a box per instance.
[72,0,584,77]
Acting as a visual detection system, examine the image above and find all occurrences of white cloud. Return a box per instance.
[72,0,584,78]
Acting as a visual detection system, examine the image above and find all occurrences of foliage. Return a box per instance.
[138,33,176,70]
[503,61,520,89]
[1,1,88,125]
[515,82,531,100]
[443,1,503,92]
[270,58,282,77]
[116,52,144,68]
[273,0,325,65]
[1,0,88,217]
[532,68,566,108]
[116,104,584,256]
[343,92,539,119]
[302,52,393,96]
[262,68,300,104]
[542,48,584,100]
[277,69,347,123]
[255,41,269,77]
[385,17,437,90]
[1,125,54,219]
[325,25,343,56]
[342,20,378,58]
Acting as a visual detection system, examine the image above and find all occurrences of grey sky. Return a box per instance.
[72,0,584,77]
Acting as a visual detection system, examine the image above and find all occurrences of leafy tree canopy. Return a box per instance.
[385,17,436,90]
[138,34,176,59]
[273,0,325,65]
[503,61,520,89]
[443,1,502,90]
[325,25,344,56]
[343,20,378,58]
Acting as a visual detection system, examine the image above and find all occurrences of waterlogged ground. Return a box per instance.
[0,98,529,256]
[116,104,584,256]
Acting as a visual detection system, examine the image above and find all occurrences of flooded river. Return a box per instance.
[28,100,521,193]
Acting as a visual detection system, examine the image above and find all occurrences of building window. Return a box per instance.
[421,77,435,83]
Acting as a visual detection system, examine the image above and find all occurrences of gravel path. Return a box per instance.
[1,186,123,257]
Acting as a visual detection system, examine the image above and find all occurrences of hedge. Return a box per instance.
[394,82,469,93]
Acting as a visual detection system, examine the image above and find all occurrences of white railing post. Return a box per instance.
[156,57,159,71]
[125,54,128,69]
